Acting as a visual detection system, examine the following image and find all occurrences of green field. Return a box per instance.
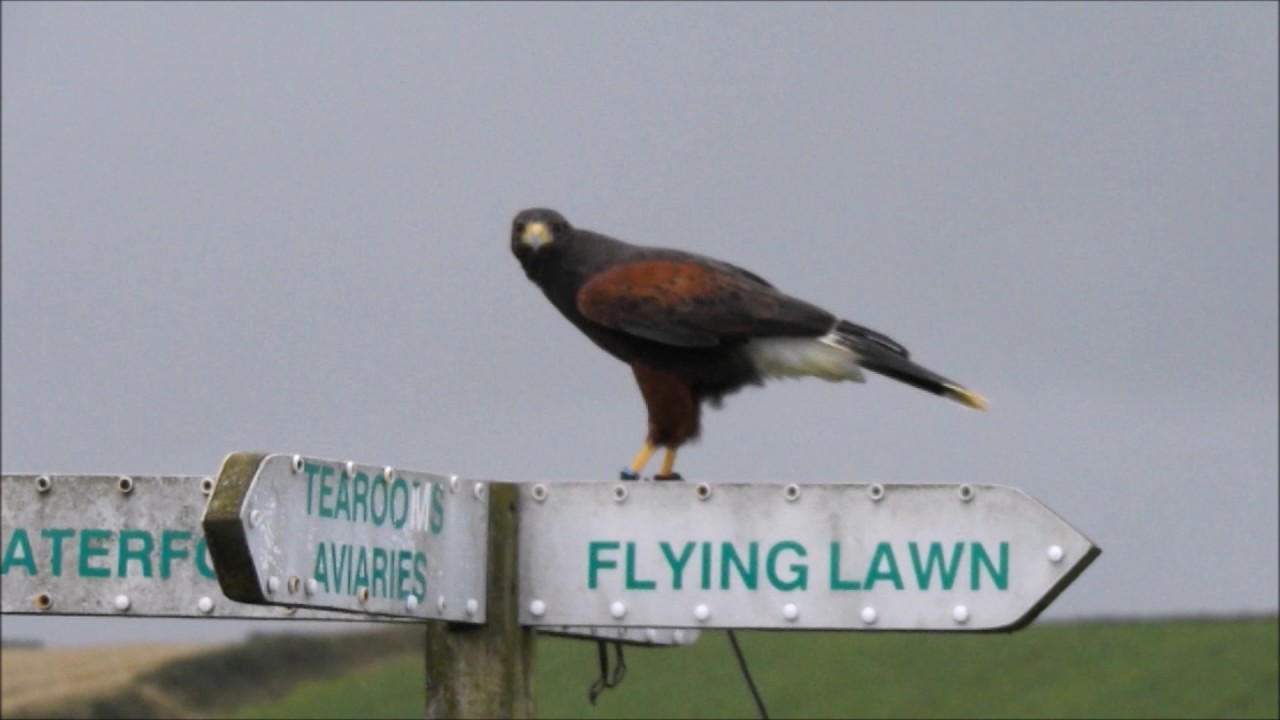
[227,616,1278,719]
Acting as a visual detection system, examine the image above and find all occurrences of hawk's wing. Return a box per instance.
[575,259,832,348]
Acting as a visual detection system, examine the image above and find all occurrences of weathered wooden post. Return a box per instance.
[424,481,535,718]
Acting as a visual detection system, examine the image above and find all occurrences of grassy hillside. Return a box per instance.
[227,658,425,719]
[226,615,1278,719]
[3,628,425,720]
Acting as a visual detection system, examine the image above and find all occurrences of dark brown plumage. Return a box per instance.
[510,207,986,480]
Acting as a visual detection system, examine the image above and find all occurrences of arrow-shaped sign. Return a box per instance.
[517,481,1100,631]
[202,452,491,622]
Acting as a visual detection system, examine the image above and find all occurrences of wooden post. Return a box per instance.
[425,482,535,718]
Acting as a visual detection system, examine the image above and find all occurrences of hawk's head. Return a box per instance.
[511,208,573,273]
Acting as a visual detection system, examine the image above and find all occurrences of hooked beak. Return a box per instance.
[521,221,552,250]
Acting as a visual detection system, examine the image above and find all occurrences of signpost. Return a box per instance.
[3,452,1102,719]
[0,473,380,620]
[202,452,491,622]
[517,481,1099,631]
[199,452,699,646]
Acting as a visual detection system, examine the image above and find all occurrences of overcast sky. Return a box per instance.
[3,2,1276,648]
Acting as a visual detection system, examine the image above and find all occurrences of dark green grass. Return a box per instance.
[227,616,1277,719]
[228,657,424,719]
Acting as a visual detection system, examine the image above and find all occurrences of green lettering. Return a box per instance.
[341,544,353,594]
[395,550,412,599]
[354,546,370,592]
[700,541,712,589]
[625,542,656,590]
[159,530,191,578]
[79,529,112,578]
[305,461,322,515]
[864,542,904,590]
[829,542,861,590]
[334,474,351,521]
[325,543,343,594]
[720,542,758,590]
[588,541,620,589]
[195,537,216,579]
[910,541,964,590]
[390,478,409,529]
[370,476,389,526]
[352,472,370,524]
[314,541,330,592]
[413,552,427,598]
[42,528,75,577]
[659,541,695,589]
[971,542,1009,590]
[318,465,335,518]
[371,547,388,597]
[2,528,37,576]
[766,541,808,591]
[429,482,445,534]
[118,530,154,577]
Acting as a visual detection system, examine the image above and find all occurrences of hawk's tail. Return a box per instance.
[829,320,988,410]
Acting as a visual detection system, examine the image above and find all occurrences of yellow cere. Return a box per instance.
[523,221,551,247]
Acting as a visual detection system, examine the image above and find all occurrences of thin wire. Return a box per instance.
[587,640,627,705]
[727,629,769,719]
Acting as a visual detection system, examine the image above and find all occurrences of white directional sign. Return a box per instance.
[0,473,391,620]
[518,481,1099,631]
[202,452,490,622]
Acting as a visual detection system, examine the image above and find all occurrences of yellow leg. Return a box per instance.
[658,448,677,478]
[629,443,657,475]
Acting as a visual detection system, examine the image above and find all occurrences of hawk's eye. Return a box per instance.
[514,221,526,235]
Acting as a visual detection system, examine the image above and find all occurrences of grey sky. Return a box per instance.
[2,2,1276,647]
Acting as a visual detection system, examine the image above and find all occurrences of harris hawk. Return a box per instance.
[510,208,987,481]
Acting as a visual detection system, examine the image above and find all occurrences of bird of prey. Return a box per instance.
[510,208,987,481]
